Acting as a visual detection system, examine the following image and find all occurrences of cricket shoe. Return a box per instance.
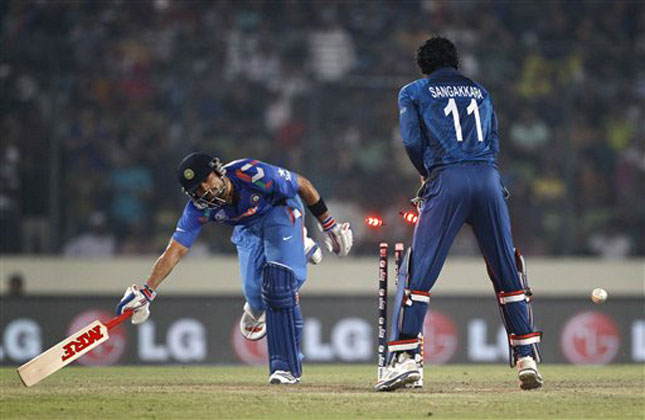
[239,302,266,341]
[269,370,300,385]
[304,228,322,264]
[517,356,543,390]
[374,352,420,392]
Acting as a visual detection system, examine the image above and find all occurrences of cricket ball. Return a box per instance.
[591,288,608,304]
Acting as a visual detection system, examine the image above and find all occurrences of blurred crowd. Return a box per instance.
[1,0,643,257]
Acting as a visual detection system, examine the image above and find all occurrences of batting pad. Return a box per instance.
[261,262,302,378]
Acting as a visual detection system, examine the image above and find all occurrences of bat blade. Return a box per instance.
[17,320,111,387]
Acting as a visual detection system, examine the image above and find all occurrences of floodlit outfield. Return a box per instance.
[1,365,643,419]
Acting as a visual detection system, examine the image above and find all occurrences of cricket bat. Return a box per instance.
[17,310,133,387]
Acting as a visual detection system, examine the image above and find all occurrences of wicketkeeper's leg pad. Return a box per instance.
[389,248,411,343]
[389,289,429,362]
[489,248,543,366]
[388,337,421,354]
[400,289,430,333]
[497,290,542,362]
[261,261,302,378]
[389,248,428,363]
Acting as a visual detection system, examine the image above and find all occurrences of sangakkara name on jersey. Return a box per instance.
[429,85,483,100]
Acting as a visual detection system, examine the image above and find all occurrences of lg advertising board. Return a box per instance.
[1,297,643,366]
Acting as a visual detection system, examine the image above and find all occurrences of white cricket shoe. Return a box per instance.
[269,370,300,385]
[517,356,544,390]
[304,227,322,264]
[374,352,421,392]
[239,302,266,341]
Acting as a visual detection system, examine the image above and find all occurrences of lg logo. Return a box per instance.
[561,311,620,365]
[231,317,372,364]
[0,319,41,362]
[138,319,206,362]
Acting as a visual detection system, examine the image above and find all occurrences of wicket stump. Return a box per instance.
[378,242,424,388]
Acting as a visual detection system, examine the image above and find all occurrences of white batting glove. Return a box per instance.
[321,217,353,257]
[116,284,156,325]
[239,302,266,341]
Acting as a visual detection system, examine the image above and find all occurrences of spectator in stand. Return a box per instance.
[63,211,116,257]
[2,0,642,256]
[7,272,25,297]
[109,153,154,238]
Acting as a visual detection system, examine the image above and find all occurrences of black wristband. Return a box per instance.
[308,198,328,218]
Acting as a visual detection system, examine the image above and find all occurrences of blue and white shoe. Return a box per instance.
[518,356,543,390]
[269,370,300,384]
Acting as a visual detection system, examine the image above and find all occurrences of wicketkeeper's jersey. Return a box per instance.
[398,67,499,177]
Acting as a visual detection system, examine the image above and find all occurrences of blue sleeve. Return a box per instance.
[256,161,299,200]
[398,86,428,177]
[171,202,204,248]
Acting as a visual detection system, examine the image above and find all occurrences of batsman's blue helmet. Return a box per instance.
[176,152,226,208]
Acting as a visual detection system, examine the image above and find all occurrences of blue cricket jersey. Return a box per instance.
[172,159,299,248]
[398,67,499,177]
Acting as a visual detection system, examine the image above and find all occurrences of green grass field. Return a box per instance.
[1,365,643,419]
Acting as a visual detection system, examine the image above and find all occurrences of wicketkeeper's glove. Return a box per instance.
[320,216,353,257]
[116,284,156,324]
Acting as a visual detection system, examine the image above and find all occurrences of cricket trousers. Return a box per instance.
[394,162,534,359]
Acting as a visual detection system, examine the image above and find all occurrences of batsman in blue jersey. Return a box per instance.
[116,152,353,384]
[375,37,543,391]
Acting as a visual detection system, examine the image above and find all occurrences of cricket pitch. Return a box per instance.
[1,364,643,419]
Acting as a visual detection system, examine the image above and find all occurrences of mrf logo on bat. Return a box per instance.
[17,309,132,387]
[60,325,105,361]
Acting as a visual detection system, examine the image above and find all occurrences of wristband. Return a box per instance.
[321,216,337,232]
[308,198,328,218]
[142,284,157,302]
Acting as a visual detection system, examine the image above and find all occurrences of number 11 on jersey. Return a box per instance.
[443,98,484,142]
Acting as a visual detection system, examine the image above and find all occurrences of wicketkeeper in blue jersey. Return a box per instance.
[116,153,353,384]
[375,37,543,391]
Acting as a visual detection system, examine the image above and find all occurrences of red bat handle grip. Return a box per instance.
[106,310,134,330]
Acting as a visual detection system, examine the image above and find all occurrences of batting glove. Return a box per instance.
[304,227,323,264]
[116,284,156,325]
[321,216,353,257]
[239,302,266,341]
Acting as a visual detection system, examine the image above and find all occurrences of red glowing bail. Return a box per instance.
[365,216,384,228]
[400,211,418,224]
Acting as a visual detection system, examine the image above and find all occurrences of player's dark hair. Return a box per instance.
[416,36,459,75]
